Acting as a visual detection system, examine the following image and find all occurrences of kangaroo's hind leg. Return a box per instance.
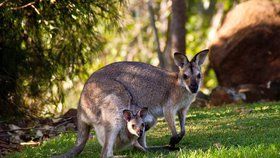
[100,125,120,158]
[54,119,90,158]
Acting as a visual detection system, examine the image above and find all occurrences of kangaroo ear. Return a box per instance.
[174,52,189,68]
[123,110,133,122]
[192,49,209,66]
[137,107,148,119]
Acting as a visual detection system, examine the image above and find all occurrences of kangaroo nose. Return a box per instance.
[189,84,198,93]
[137,130,143,137]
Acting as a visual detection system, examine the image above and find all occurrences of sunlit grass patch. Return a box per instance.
[6,102,280,158]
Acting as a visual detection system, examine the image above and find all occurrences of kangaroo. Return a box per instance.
[55,49,208,158]
[80,49,208,149]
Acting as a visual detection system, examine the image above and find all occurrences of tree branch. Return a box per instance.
[31,4,40,14]
[0,0,8,8]
[11,1,40,15]
[147,0,165,68]
[11,1,35,10]
[207,2,224,46]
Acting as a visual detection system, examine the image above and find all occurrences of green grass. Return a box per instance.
[7,102,280,158]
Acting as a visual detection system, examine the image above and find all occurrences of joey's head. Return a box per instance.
[174,49,209,94]
[123,107,148,138]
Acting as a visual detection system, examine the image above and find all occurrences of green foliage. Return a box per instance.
[98,0,236,92]
[0,0,123,117]
[7,102,280,157]
[0,0,238,117]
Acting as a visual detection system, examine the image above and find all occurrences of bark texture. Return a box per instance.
[164,0,187,71]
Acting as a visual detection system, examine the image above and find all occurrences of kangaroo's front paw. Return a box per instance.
[133,141,147,152]
[135,145,147,152]
[169,134,184,148]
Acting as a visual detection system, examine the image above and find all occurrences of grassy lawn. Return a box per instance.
[7,102,280,158]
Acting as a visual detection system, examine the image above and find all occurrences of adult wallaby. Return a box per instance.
[55,49,208,158]
[87,49,208,149]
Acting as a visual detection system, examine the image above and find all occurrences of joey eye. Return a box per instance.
[197,73,201,79]
[183,74,189,80]
[141,123,145,128]
[132,124,136,129]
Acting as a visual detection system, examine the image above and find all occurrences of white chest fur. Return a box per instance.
[143,92,196,129]
[175,93,196,111]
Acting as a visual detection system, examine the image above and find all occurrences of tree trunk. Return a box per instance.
[166,0,187,71]
[147,0,187,71]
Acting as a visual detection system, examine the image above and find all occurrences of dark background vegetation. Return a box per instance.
[0,0,123,118]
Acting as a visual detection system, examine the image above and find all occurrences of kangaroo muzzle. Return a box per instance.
[137,129,143,137]
[189,83,198,93]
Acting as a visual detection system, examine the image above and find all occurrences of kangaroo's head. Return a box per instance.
[123,107,148,137]
[174,49,209,94]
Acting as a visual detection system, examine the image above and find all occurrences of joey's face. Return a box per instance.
[174,49,209,94]
[123,107,148,138]
[127,118,145,137]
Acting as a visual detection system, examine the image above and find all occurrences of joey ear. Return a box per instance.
[174,52,189,68]
[192,49,209,66]
[137,107,148,119]
[123,109,133,122]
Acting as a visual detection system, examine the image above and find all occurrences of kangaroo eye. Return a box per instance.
[132,124,136,129]
[183,74,189,80]
[141,123,145,128]
[197,73,201,79]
